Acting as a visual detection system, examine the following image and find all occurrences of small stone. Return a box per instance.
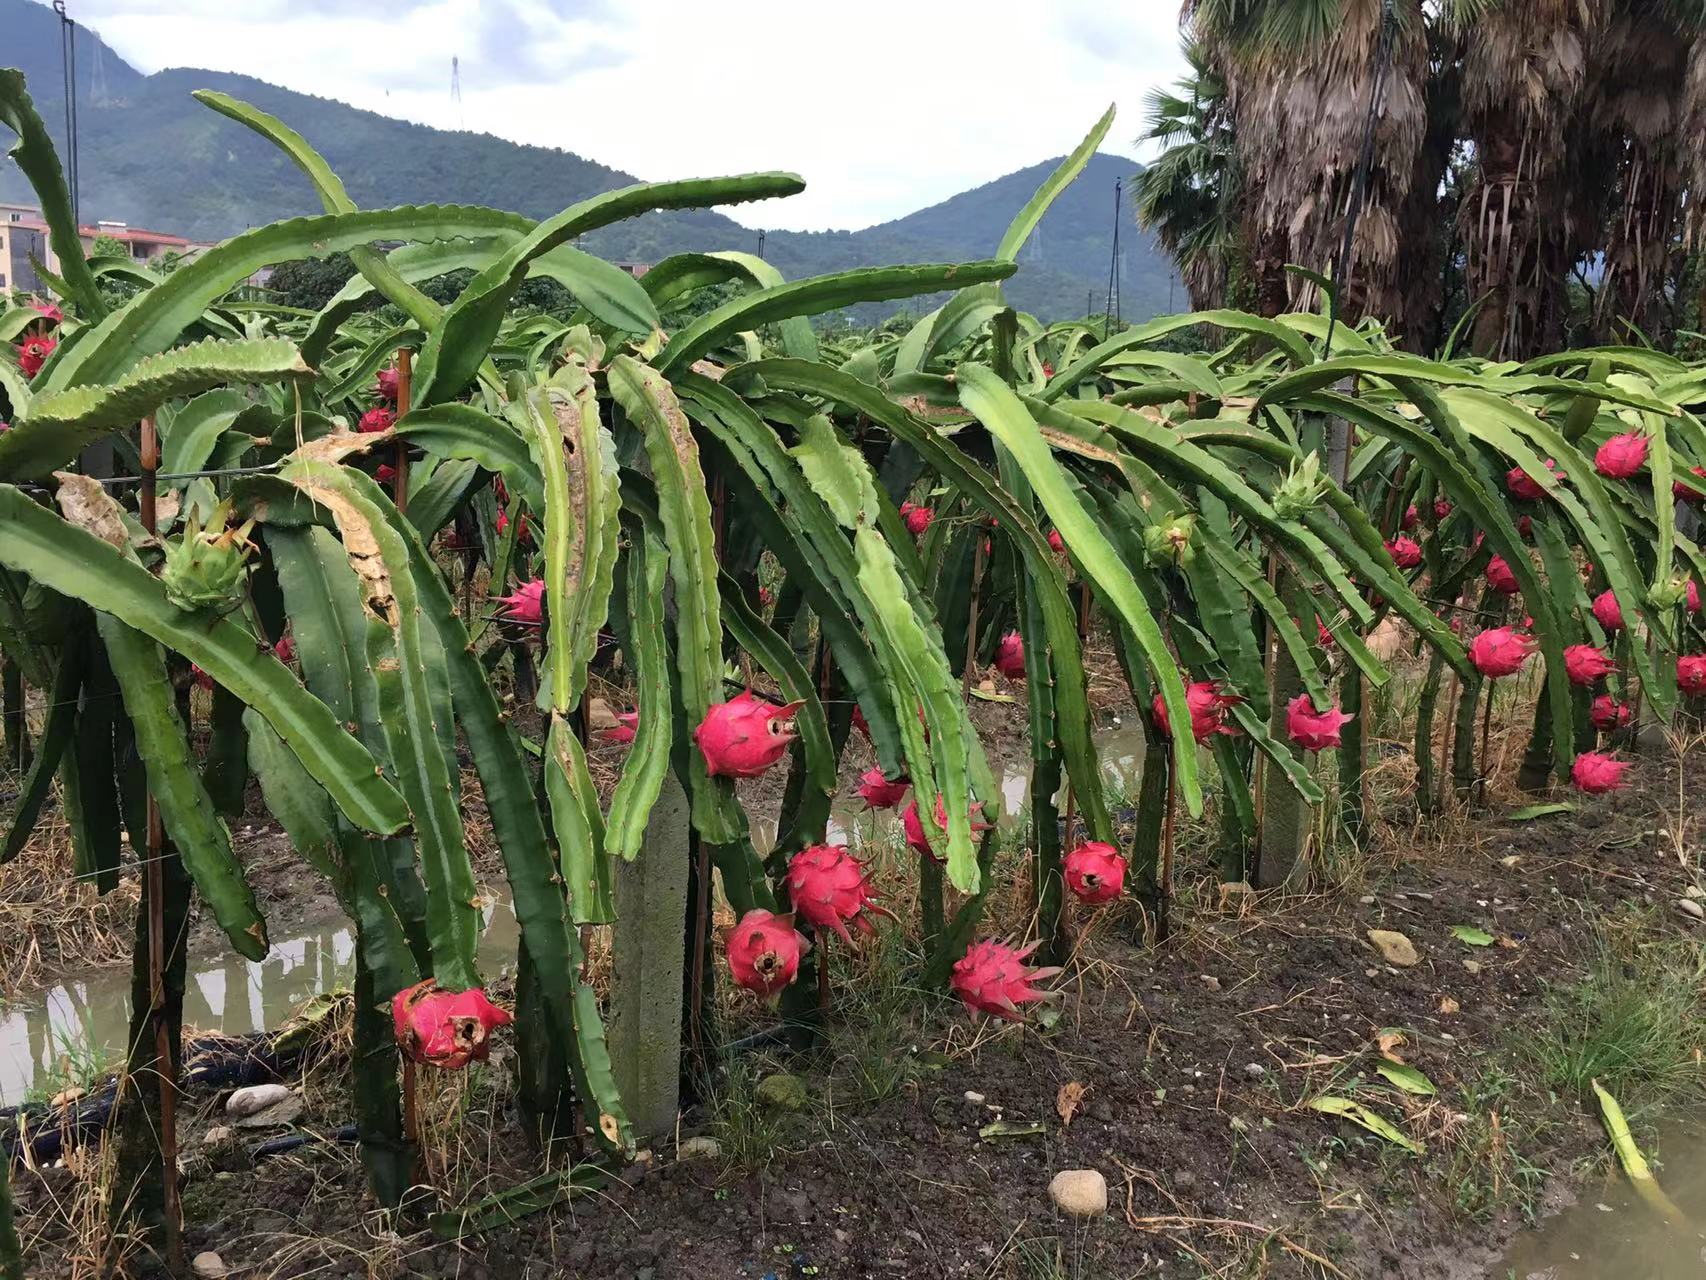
[1687,885,1706,900]
[1676,898,1705,921]
[1358,895,1376,906]
[754,1073,807,1112]
[233,1094,303,1129]
[226,1083,291,1118]
[203,1126,234,1146]
[1405,891,1434,902]
[1048,1169,1108,1218]
[191,1252,228,1279]
[963,1090,986,1105]
[1463,959,1481,974]
[1439,997,1460,1015]
[1367,929,1419,967]
[676,1135,721,1161]
[1499,855,1521,870]
[1199,975,1222,992]
[1243,1063,1265,1079]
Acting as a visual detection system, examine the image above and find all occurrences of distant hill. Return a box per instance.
[0,0,1176,323]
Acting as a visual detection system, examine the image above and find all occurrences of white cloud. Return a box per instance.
[46,0,1188,230]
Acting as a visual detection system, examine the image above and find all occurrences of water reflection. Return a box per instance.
[1498,1127,1706,1278]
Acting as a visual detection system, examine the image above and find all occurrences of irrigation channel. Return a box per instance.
[0,726,1150,1106]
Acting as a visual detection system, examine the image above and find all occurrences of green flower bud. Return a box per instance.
[1272,453,1330,521]
[1144,512,1197,568]
[161,502,254,612]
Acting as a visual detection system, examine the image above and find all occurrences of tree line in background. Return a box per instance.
[1136,0,1706,359]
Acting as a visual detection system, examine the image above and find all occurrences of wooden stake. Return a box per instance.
[392,350,412,511]
[138,415,183,1274]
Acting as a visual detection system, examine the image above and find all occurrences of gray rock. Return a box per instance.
[191,1252,228,1279]
[676,1135,721,1161]
[1676,897,1705,921]
[1366,929,1419,967]
[1048,1169,1108,1218]
[233,1094,303,1129]
[225,1083,291,1118]
[1243,1063,1266,1079]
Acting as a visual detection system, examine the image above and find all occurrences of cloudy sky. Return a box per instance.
[42,0,1190,231]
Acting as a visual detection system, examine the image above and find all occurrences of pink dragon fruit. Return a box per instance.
[376,365,400,403]
[272,633,296,665]
[1317,618,1335,648]
[1507,458,1564,500]
[357,405,396,434]
[392,978,512,1070]
[496,579,545,625]
[1675,465,1706,504]
[30,297,61,324]
[1434,498,1453,520]
[1590,695,1633,732]
[1679,655,1706,697]
[601,711,639,745]
[855,765,909,809]
[1385,535,1424,570]
[1591,589,1625,631]
[1285,695,1353,752]
[1151,680,1242,742]
[1690,580,1701,614]
[725,909,808,996]
[902,793,991,862]
[899,501,933,537]
[1468,626,1536,678]
[1485,555,1521,595]
[850,705,871,740]
[1401,504,1420,531]
[16,335,55,378]
[950,938,1061,1022]
[1047,529,1066,555]
[495,509,530,543]
[695,691,803,778]
[1063,841,1127,905]
[1571,750,1632,794]
[1563,643,1616,687]
[994,631,1026,680]
[784,844,893,943]
[1595,432,1649,479]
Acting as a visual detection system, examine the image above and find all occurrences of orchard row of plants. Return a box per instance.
[3,73,1706,1267]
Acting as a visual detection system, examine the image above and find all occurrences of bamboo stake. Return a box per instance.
[392,350,412,510]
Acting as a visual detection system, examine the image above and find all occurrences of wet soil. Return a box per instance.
[14,737,1703,1278]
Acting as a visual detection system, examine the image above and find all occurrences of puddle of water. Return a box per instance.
[0,898,521,1108]
[0,724,1150,1107]
[1497,1129,1706,1279]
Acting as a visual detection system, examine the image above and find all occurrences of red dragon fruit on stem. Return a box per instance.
[1571,750,1632,794]
[1434,498,1453,520]
[950,938,1061,1022]
[357,405,396,434]
[496,579,545,625]
[1469,626,1536,678]
[725,909,808,996]
[272,633,296,665]
[1591,589,1625,632]
[1678,655,1706,697]
[30,297,62,324]
[1384,535,1423,570]
[855,765,909,809]
[994,631,1026,680]
[1675,465,1706,504]
[494,509,530,543]
[1063,841,1127,905]
[785,844,893,943]
[375,365,400,403]
[1285,695,1353,752]
[1401,504,1420,531]
[1151,680,1242,742]
[695,690,803,778]
[1485,555,1521,595]
[1507,458,1564,500]
[899,501,934,537]
[1689,580,1702,614]
[1317,618,1335,647]
[1595,432,1649,479]
[601,711,639,745]
[16,335,55,378]
[1563,643,1616,687]
[1047,529,1066,555]
[392,978,512,1069]
[1590,695,1633,732]
[376,463,396,486]
[902,793,990,861]
[849,705,871,740]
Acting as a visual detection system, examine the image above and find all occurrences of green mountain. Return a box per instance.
[0,0,1176,322]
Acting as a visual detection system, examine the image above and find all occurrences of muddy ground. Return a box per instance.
[12,702,1706,1278]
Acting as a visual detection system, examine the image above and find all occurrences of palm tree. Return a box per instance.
[1185,0,1432,331]
[1135,43,1242,310]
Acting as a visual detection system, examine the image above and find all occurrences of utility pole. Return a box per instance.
[54,1,80,226]
[757,229,766,260]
